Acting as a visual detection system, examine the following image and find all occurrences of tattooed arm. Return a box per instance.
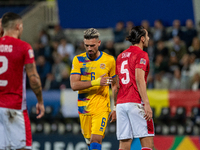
[25,63,45,118]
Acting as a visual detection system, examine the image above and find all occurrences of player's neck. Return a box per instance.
[3,30,19,39]
[133,43,144,50]
[89,51,100,60]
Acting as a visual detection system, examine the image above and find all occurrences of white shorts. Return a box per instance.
[0,107,32,149]
[116,103,154,140]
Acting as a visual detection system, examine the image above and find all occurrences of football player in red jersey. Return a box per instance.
[114,26,154,150]
[0,12,45,150]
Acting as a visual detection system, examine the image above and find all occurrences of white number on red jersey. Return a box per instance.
[0,56,8,86]
[120,60,130,84]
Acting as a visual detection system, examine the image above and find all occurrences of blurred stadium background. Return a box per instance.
[1,0,200,149]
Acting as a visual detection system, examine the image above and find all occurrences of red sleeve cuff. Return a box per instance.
[135,64,146,71]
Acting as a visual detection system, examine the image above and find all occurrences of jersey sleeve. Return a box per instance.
[135,52,149,71]
[24,43,35,65]
[71,56,81,75]
[109,56,116,78]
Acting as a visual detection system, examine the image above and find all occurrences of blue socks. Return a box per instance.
[90,142,101,150]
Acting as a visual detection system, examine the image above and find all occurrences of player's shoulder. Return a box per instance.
[9,37,28,45]
[130,46,148,56]
[14,38,32,49]
[137,49,148,57]
[75,52,87,58]
[20,39,32,47]
[102,51,115,61]
[7,37,32,50]
[73,52,88,63]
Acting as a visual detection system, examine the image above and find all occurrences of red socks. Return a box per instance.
[141,148,152,150]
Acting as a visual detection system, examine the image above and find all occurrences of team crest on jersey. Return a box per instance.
[140,58,146,65]
[28,49,34,58]
[100,63,106,69]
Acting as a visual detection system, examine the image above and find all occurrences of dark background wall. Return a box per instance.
[0,6,27,16]
[57,0,194,28]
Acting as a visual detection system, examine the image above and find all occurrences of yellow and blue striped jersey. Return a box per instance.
[71,51,116,115]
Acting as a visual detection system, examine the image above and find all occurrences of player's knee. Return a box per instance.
[90,135,102,144]
[119,139,132,150]
[90,142,101,150]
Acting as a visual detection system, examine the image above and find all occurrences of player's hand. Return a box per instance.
[100,73,112,86]
[36,102,45,119]
[109,110,116,123]
[144,103,152,121]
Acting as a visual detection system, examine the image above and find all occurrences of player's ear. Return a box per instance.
[16,20,23,30]
[16,23,20,30]
[98,40,101,46]
[141,36,145,43]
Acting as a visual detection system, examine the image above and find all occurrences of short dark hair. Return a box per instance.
[126,26,146,45]
[84,28,100,39]
[2,12,22,29]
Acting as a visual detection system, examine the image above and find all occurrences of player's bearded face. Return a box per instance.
[84,38,101,59]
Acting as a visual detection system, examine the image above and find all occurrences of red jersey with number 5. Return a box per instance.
[0,36,35,110]
[116,46,150,104]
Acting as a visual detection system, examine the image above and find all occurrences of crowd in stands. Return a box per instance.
[30,19,200,91]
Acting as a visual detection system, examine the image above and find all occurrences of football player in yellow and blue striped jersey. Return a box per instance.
[70,28,117,150]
